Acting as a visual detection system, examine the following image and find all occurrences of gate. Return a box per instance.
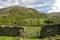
[24,27,40,38]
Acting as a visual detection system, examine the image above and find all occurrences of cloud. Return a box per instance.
[20,0,37,6]
[26,3,49,8]
[0,0,55,13]
[21,0,36,3]
[0,0,19,8]
[48,0,60,13]
[20,0,55,13]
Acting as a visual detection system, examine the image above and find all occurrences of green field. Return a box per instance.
[24,38,40,40]
[0,36,40,40]
[0,36,16,40]
[0,34,60,40]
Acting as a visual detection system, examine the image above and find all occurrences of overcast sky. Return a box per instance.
[0,0,60,13]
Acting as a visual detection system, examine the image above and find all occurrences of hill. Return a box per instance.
[0,6,46,26]
[0,6,46,19]
[46,12,60,24]
[48,12,60,16]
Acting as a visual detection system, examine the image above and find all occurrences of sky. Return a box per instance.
[0,0,60,13]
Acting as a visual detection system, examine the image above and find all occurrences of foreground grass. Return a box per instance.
[0,36,16,40]
[0,36,60,40]
[0,36,41,40]
[24,38,40,40]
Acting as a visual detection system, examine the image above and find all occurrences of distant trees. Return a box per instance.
[44,20,53,24]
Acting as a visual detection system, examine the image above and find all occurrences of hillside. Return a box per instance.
[0,6,46,19]
[0,6,46,26]
[46,12,60,24]
[48,12,60,16]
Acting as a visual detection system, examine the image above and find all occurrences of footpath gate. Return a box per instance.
[24,27,40,38]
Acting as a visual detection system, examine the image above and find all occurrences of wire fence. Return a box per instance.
[24,27,41,38]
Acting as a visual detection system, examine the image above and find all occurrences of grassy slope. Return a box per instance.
[0,6,46,26]
[0,6,44,19]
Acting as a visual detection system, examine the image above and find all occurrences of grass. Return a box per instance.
[0,36,16,40]
[0,35,60,40]
[0,36,41,40]
[24,38,41,40]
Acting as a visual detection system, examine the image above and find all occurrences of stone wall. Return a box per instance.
[0,26,24,37]
[40,24,60,38]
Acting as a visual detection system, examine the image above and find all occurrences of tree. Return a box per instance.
[44,20,53,24]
